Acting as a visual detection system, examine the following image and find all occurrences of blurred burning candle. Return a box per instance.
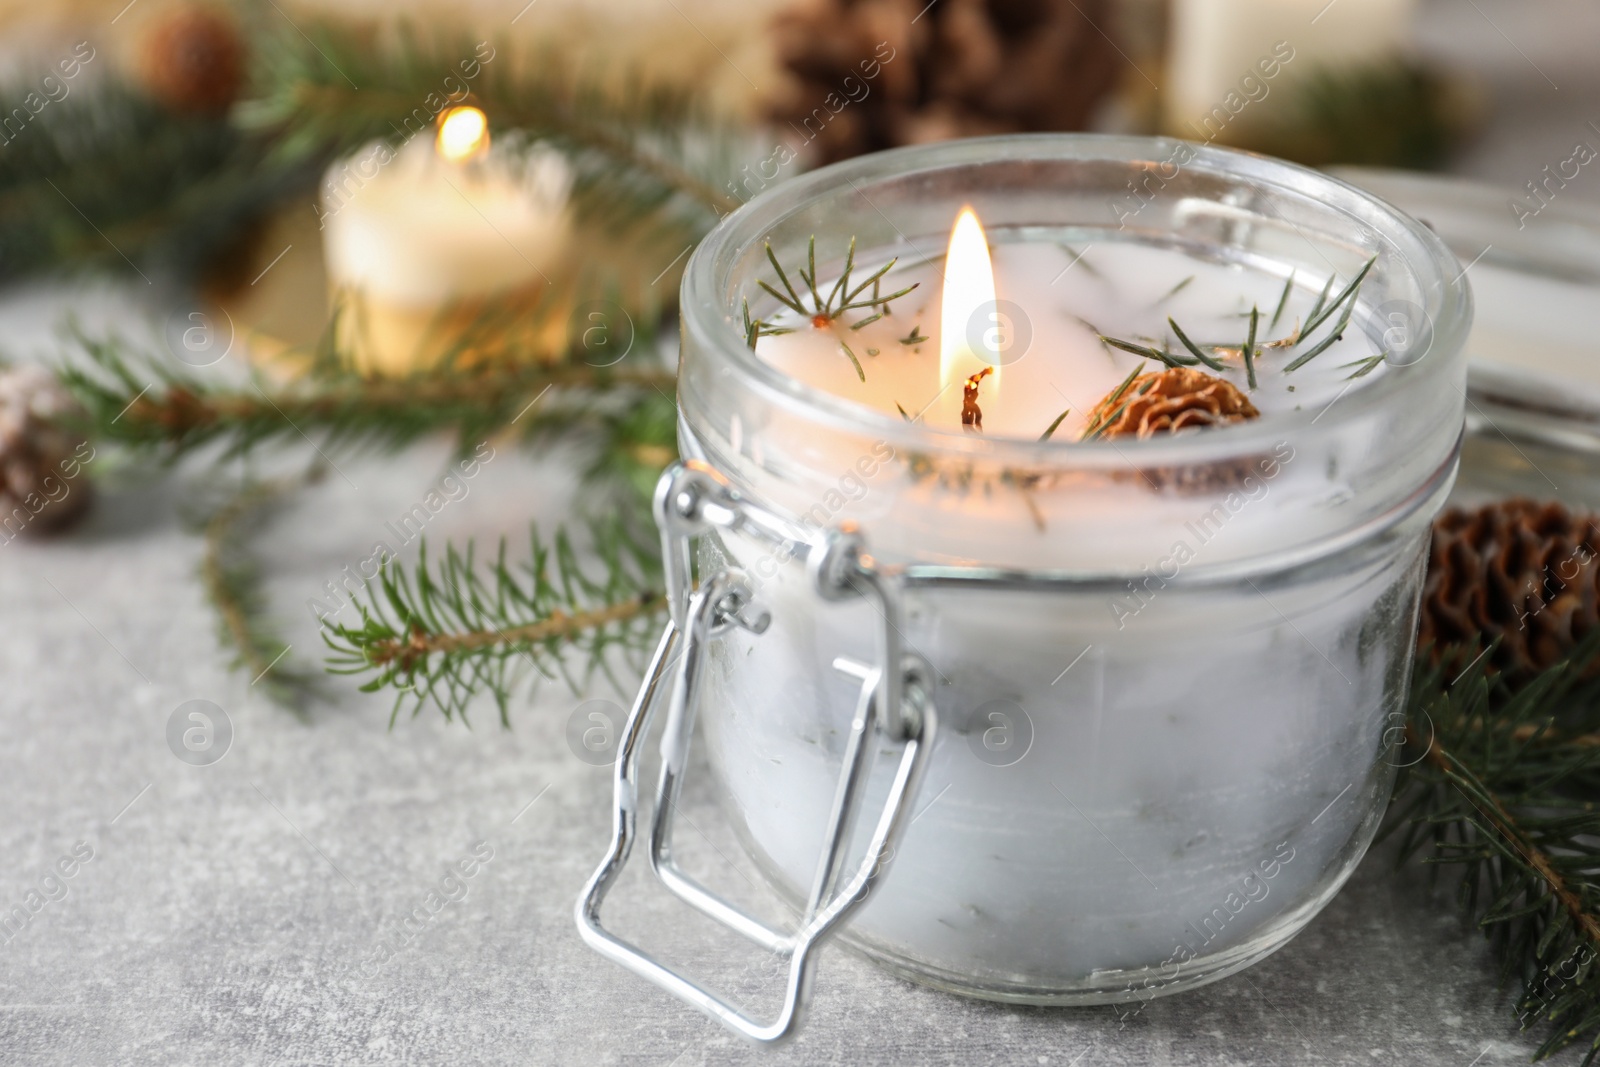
[436,104,490,164]
[1165,0,1417,142]
[319,106,573,376]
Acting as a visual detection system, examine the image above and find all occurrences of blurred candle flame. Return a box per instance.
[436,106,489,164]
[939,206,998,395]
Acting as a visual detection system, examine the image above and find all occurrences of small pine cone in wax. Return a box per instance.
[0,365,93,538]
[769,0,1123,165]
[1089,367,1260,439]
[137,5,246,114]
[1086,367,1263,493]
[1418,499,1600,680]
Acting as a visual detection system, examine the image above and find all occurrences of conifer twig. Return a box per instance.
[1394,637,1600,1063]
[366,593,662,668]
[199,467,326,711]
[55,325,678,476]
[322,521,665,725]
[0,79,319,284]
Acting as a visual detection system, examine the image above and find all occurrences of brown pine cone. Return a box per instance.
[1419,499,1600,680]
[770,0,1123,165]
[137,5,246,115]
[1090,367,1260,439]
[0,365,94,539]
[1086,367,1264,494]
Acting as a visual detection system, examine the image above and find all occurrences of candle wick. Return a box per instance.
[961,366,993,434]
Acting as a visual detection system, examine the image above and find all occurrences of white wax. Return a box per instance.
[701,504,1405,992]
[320,137,572,307]
[696,222,1456,996]
[1165,0,1416,139]
[756,240,1384,441]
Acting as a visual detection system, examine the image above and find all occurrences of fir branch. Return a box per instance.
[54,324,677,467]
[0,80,319,283]
[321,520,665,725]
[366,595,659,662]
[199,468,326,711]
[239,19,745,250]
[1395,637,1600,1063]
[1245,58,1470,171]
[580,388,681,503]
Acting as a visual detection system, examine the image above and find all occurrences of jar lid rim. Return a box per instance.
[680,133,1473,466]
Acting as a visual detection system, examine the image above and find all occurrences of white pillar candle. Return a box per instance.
[1165,0,1417,142]
[319,107,573,376]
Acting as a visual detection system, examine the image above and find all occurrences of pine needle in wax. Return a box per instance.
[1301,255,1377,339]
[839,341,866,381]
[1169,317,1226,371]
[1341,352,1387,379]
[1241,306,1259,390]
[1270,271,1295,331]
[750,236,920,341]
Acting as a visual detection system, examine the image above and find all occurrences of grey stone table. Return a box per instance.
[0,423,1578,1067]
[6,0,1600,1057]
[0,281,1585,1067]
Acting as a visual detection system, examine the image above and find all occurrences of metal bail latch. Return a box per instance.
[575,462,937,1044]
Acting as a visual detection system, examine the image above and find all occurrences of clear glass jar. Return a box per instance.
[673,135,1471,1004]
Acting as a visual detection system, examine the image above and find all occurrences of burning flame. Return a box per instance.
[939,206,999,394]
[436,106,489,164]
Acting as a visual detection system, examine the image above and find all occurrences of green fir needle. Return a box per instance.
[1242,306,1259,390]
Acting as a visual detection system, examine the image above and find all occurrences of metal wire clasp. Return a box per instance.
[575,462,937,1044]
[654,460,922,741]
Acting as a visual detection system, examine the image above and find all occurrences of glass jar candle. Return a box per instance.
[580,134,1471,1035]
